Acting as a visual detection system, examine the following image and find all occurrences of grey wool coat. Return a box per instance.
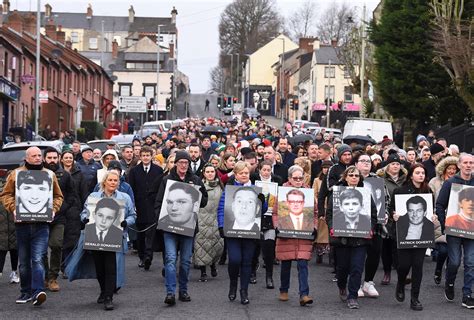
[193,180,224,266]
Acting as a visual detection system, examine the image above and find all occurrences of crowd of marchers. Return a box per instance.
[0,116,473,312]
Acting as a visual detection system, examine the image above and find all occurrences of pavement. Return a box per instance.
[0,249,472,319]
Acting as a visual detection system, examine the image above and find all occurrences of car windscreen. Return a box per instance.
[88,142,110,152]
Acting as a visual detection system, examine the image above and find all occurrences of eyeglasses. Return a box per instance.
[176,160,189,165]
[358,159,371,163]
[347,173,360,178]
[287,200,304,205]
[291,176,304,181]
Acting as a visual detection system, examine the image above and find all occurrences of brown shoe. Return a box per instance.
[299,295,314,306]
[48,279,60,292]
[279,292,289,301]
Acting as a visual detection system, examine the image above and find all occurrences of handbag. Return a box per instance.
[316,217,329,244]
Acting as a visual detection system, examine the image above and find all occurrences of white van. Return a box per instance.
[139,120,173,137]
[343,118,393,142]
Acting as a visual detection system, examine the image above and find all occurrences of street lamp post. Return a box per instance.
[275,37,285,128]
[155,25,164,121]
[35,0,41,137]
[326,59,331,127]
[360,4,366,110]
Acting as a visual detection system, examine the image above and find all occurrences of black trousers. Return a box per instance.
[261,239,275,277]
[382,238,398,273]
[136,223,155,262]
[92,251,116,299]
[0,249,18,272]
[397,248,425,298]
[251,241,261,273]
[364,234,382,282]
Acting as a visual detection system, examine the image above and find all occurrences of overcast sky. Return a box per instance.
[15,0,379,93]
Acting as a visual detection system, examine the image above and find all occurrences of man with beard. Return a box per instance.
[42,147,78,292]
[119,145,137,180]
[188,143,205,176]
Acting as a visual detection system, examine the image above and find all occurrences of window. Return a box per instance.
[113,36,121,46]
[344,86,353,102]
[324,66,335,78]
[119,84,132,96]
[343,66,351,78]
[89,37,98,50]
[144,85,155,101]
[71,31,79,43]
[126,62,157,70]
[324,85,335,101]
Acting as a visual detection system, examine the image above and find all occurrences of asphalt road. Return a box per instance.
[174,93,222,120]
[0,249,472,319]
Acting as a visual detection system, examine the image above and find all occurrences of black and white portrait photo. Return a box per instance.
[15,170,54,222]
[364,177,385,223]
[83,197,125,252]
[276,187,314,240]
[157,180,202,237]
[445,184,474,239]
[332,186,371,238]
[395,194,434,249]
[223,185,262,239]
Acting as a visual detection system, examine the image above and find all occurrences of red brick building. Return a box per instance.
[0,9,113,140]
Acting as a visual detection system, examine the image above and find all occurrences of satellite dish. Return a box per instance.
[108,64,116,71]
[300,89,307,95]
[51,49,63,59]
[110,75,118,81]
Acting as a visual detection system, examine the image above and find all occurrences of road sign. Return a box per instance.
[39,90,48,104]
[118,96,147,113]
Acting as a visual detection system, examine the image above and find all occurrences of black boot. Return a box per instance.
[210,264,218,277]
[199,266,208,282]
[395,282,405,302]
[228,282,237,301]
[410,293,423,311]
[250,272,257,284]
[266,275,274,289]
[240,289,249,305]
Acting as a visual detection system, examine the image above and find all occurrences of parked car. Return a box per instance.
[222,106,233,115]
[87,139,121,154]
[0,140,64,171]
[110,134,136,148]
[139,120,173,138]
[311,127,343,138]
[343,117,393,142]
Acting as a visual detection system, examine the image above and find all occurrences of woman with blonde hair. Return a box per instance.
[163,153,176,174]
[294,157,311,187]
[217,153,236,185]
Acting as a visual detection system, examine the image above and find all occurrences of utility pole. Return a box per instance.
[235,53,239,100]
[326,59,331,127]
[155,25,161,121]
[360,4,366,112]
[35,0,41,137]
[278,38,285,128]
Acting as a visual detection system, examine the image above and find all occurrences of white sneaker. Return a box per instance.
[358,287,365,297]
[9,271,19,284]
[362,281,379,298]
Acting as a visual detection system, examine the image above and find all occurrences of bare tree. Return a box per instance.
[430,0,474,112]
[286,0,318,42]
[218,0,283,62]
[208,65,225,94]
[316,2,357,44]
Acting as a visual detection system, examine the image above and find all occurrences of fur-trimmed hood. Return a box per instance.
[435,156,459,179]
[375,165,408,179]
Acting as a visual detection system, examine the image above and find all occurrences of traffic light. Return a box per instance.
[217,97,222,108]
[166,98,172,111]
[233,97,237,105]
[289,98,294,109]
[293,99,299,110]
[170,75,174,92]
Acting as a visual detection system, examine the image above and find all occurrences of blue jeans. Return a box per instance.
[16,223,49,297]
[446,235,474,297]
[163,232,194,294]
[227,238,256,291]
[280,259,309,297]
[335,246,367,299]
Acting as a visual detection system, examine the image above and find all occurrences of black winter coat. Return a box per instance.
[129,163,164,224]
[0,197,16,251]
[52,167,79,226]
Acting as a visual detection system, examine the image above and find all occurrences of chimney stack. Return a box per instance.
[298,37,315,53]
[65,39,72,49]
[86,3,93,20]
[171,6,178,24]
[112,39,118,59]
[331,38,338,47]
[7,10,23,33]
[2,0,10,14]
[312,38,320,51]
[45,19,57,41]
[57,25,65,43]
[23,12,36,34]
[45,3,52,18]
[128,5,135,23]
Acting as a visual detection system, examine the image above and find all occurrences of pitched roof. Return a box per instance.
[315,46,341,64]
[129,17,176,33]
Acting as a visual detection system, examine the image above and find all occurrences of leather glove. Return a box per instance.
[258,193,266,205]
[312,228,317,241]
[219,227,225,238]
[81,218,89,230]
[121,220,127,228]
[274,228,280,235]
